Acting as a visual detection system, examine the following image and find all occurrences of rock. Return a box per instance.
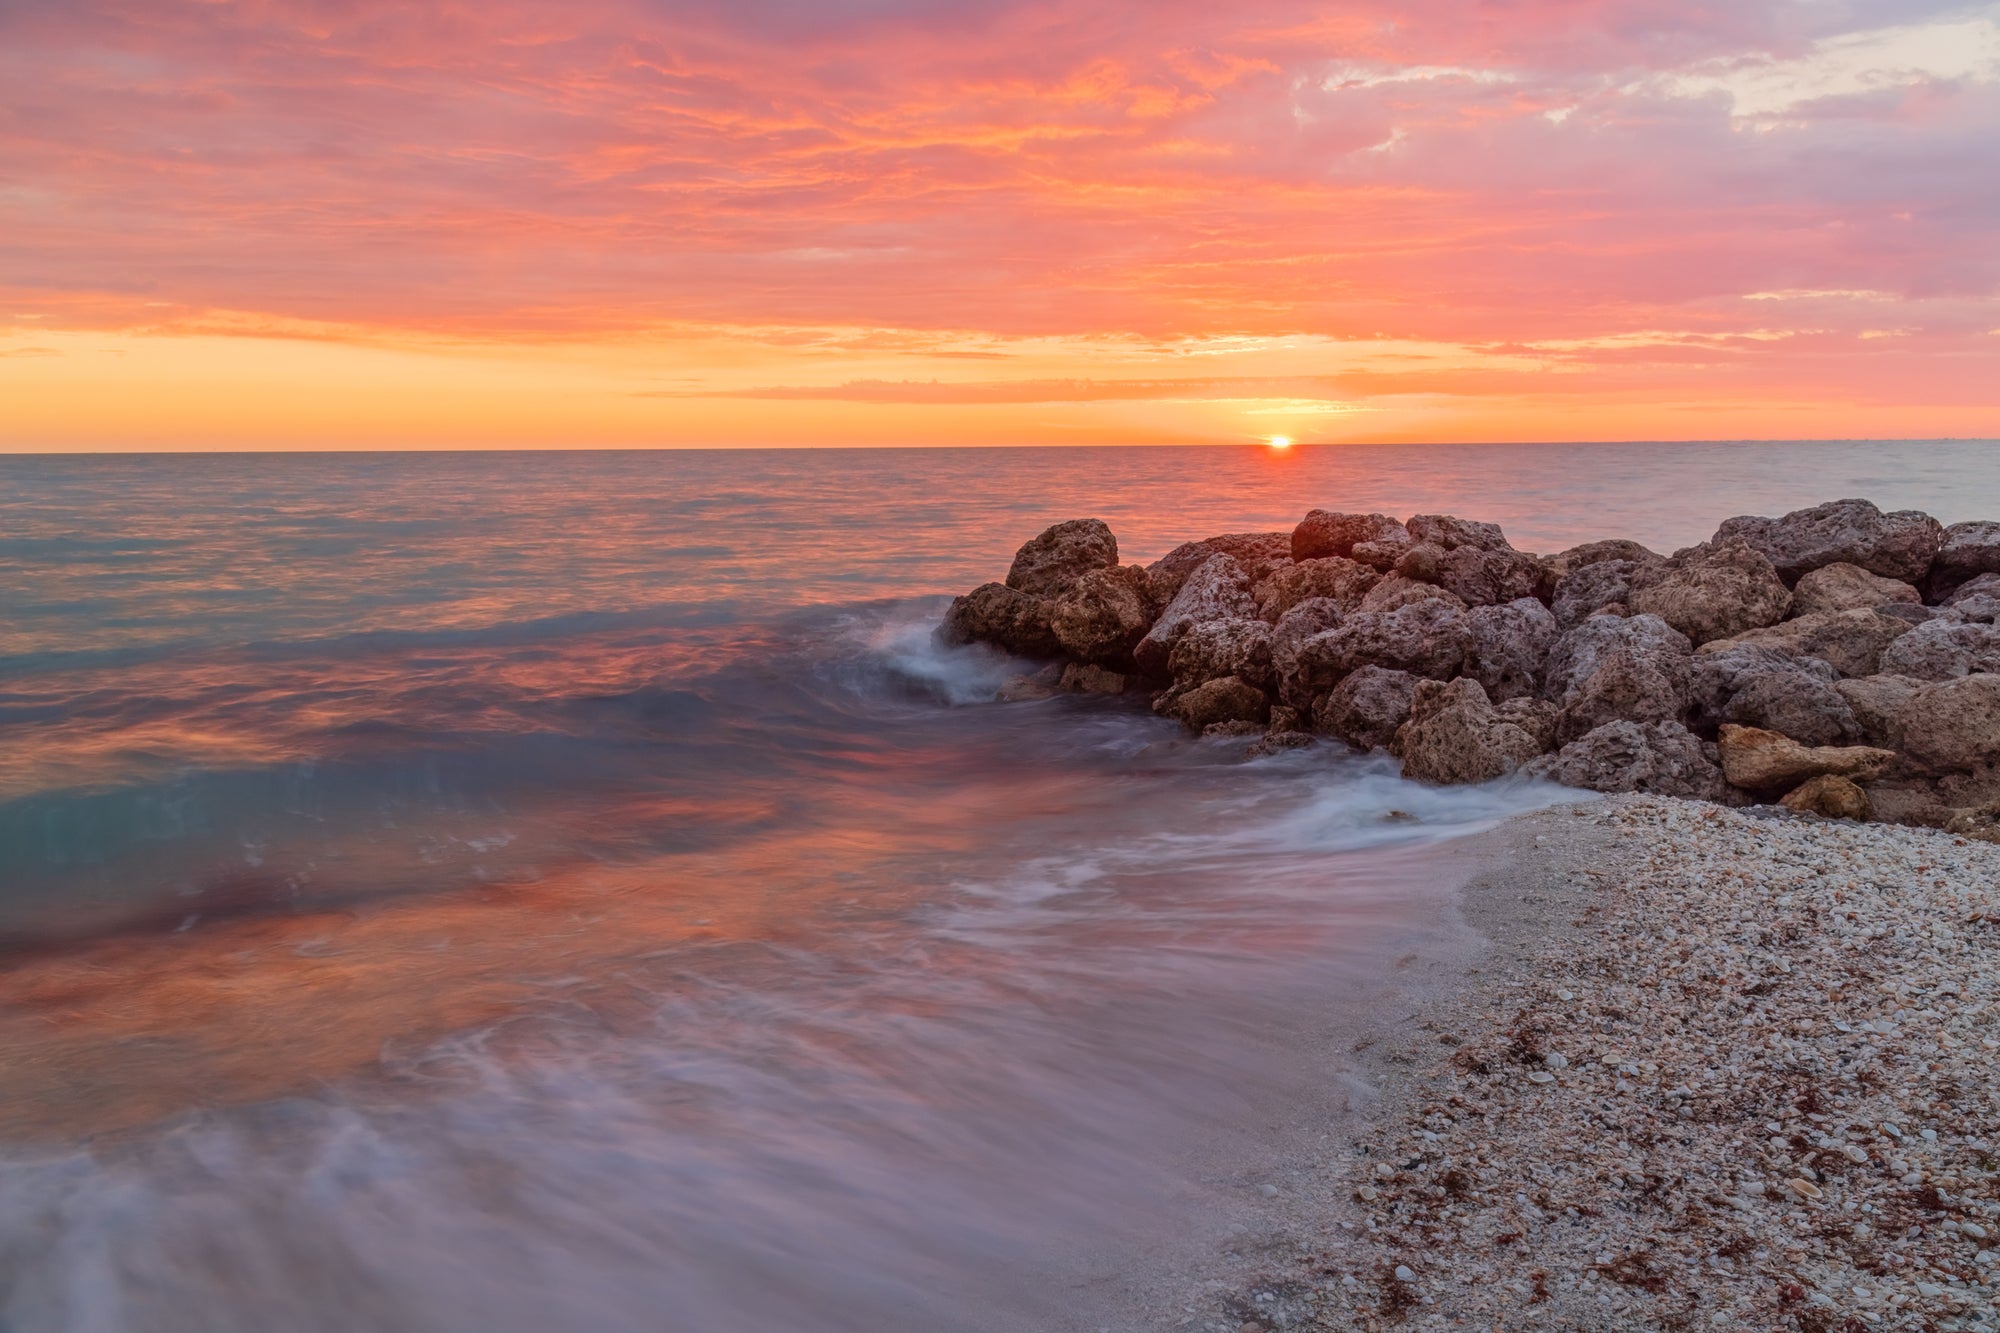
[1714,499,1944,584]
[1930,521,2000,599]
[1544,615,1693,741]
[1156,675,1269,732]
[1271,598,1347,709]
[1835,673,1924,749]
[1047,565,1155,667]
[1146,533,1291,604]
[1779,775,1871,820]
[1005,519,1119,598]
[1392,541,1446,583]
[1461,598,1561,702]
[1350,537,1414,570]
[1525,720,1726,800]
[1944,571,2000,608]
[1862,778,1955,828]
[1704,608,1911,679]
[939,582,1061,657]
[1168,617,1275,692]
[1945,805,2000,844]
[1877,602,1944,627]
[1686,643,1834,732]
[1393,678,1547,784]
[1406,514,1513,552]
[1245,729,1315,757]
[1133,555,1258,676]
[1790,563,1922,617]
[1254,556,1378,621]
[1291,511,1408,562]
[1312,664,1417,750]
[1544,539,1665,580]
[1717,667,1860,747]
[1058,662,1129,695]
[1897,673,2000,773]
[1551,560,1640,630]
[1879,619,2000,681]
[1360,575,1468,613]
[1267,704,1306,733]
[1433,545,1546,607]
[995,664,1063,702]
[1201,719,1265,739]
[1715,724,1895,791]
[1495,696,1560,752]
[1287,600,1471,704]
[1627,539,1792,645]
[1952,593,2000,624]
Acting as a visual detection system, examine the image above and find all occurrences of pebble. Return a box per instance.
[1393,1265,1415,1283]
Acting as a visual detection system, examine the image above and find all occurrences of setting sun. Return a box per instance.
[1268,436,1293,450]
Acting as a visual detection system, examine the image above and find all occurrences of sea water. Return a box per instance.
[0,441,1993,1331]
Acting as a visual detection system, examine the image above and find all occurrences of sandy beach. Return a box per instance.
[1139,797,2000,1332]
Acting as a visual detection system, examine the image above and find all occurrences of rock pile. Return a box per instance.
[940,499,2000,834]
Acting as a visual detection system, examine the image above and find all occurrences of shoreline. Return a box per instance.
[1149,797,2000,1332]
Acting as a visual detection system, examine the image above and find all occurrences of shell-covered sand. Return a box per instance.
[1189,798,2000,1332]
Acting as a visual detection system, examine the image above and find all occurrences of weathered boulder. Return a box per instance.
[939,582,1061,657]
[1834,673,1923,750]
[1714,499,1943,584]
[1627,539,1792,645]
[1313,664,1418,751]
[1406,514,1513,552]
[1495,697,1561,753]
[1930,521,2000,600]
[1047,565,1155,667]
[1433,546,1546,607]
[1005,519,1119,598]
[1360,575,1467,614]
[1789,563,1921,618]
[1058,662,1130,695]
[1878,619,2000,681]
[1551,560,1640,630]
[1685,643,1842,739]
[1544,539,1665,581]
[1168,617,1275,692]
[995,664,1063,701]
[1715,724,1894,791]
[1779,775,1871,820]
[1350,537,1415,570]
[1943,572,2000,608]
[1718,668,1859,747]
[1254,556,1378,621]
[1393,678,1547,785]
[1525,720,1726,800]
[1392,542,1447,583]
[1545,613,1692,701]
[1133,555,1258,676]
[1291,511,1409,563]
[1287,600,1471,704]
[1897,673,2000,773]
[1155,675,1269,732]
[1946,586,2000,624]
[1146,533,1291,604]
[1461,598,1561,702]
[1702,608,1910,679]
[1271,598,1346,709]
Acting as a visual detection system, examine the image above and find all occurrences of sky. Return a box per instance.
[3,0,1999,450]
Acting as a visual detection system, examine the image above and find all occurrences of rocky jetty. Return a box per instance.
[940,500,2000,837]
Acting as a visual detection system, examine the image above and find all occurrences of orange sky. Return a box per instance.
[3,0,1998,449]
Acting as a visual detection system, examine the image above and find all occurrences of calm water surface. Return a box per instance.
[0,441,1994,1331]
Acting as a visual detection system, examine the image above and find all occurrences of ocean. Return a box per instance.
[0,440,1995,1332]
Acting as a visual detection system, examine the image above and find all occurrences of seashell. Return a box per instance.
[1786,1178,1822,1201]
[1543,1052,1569,1070]
[1526,1070,1556,1084]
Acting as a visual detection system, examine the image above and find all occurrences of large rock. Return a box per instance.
[1168,617,1274,692]
[1133,554,1258,676]
[1146,534,1291,604]
[1713,608,1910,679]
[1715,724,1895,791]
[1291,511,1409,563]
[1312,664,1417,751]
[1716,667,1860,747]
[1271,598,1346,709]
[1287,600,1471,704]
[1627,539,1792,645]
[1942,571,2000,608]
[939,582,1061,657]
[1897,673,2000,773]
[1878,619,2000,681]
[1254,556,1378,621]
[1005,519,1119,598]
[1930,521,2000,599]
[1433,546,1546,607]
[1461,598,1561,702]
[1551,560,1639,630]
[1779,775,1871,820]
[1525,720,1726,800]
[1544,539,1664,581]
[1155,675,1269,733]
[1350,537,1415,570]
[1834,673,1924,749]
[1047,565,1155,667]
[1545,613,1692,700]
[1058,662,1130,695]
[1360,575,1467,613]
[1393,678,1547,785]
[1685,642,1833,730]
[1405,514,1513,552]
[1714,499,1943,584]
[1789,563,1921,618]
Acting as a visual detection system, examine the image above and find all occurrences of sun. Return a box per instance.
[1267,435,1293,450]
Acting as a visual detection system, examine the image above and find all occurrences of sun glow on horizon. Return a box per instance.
[1268,435,1293,450]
